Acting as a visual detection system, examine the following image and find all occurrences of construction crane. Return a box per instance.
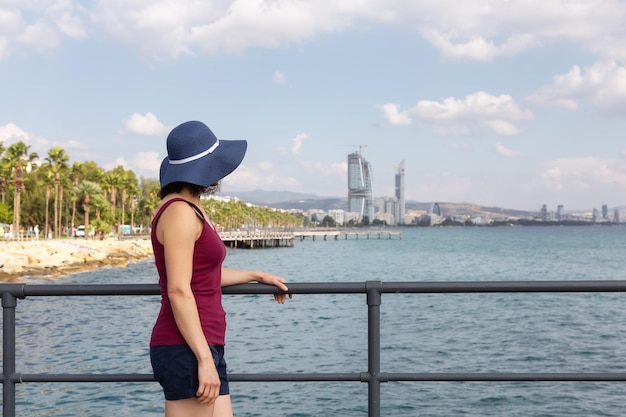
[341,144,368,155]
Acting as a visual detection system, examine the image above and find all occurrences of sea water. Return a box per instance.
[4,225,626,416]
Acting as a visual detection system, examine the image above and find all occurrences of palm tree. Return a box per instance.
[1,142,39,171]
[1,142,38,239]
[102,169,123,229]
[0,141,6,204]
[77,180,102,237]
[70,161,85,231]
[139,178,161,224]
[120,169,139,232]
[45,147,70,238]
[81,162,105,221]
[39,167,56,239]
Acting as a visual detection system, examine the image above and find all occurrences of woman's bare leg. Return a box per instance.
[165,398,214,417]
[214,395,233,417]
[164,395,232,417]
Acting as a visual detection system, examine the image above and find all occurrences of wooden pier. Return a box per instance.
[219,230,295,249]
[294,230,402,241]
[218,229,402,248]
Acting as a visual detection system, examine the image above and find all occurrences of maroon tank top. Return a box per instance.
[149,197,227,346]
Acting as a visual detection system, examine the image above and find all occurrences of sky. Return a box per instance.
[1,1,626,212]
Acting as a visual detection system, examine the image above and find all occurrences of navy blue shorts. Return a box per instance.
[150,344,229,400]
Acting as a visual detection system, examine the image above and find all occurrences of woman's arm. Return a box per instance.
[158,201,220,405]
[222,267,291,304]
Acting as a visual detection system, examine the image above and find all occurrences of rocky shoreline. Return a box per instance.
[0,238,154,282]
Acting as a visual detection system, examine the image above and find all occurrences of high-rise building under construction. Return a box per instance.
[347,151,374,221]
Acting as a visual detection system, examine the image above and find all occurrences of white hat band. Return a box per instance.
[169,140,220,165]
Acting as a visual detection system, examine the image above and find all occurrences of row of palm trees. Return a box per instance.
[0,141,303,239]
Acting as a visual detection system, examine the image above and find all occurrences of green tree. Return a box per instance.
[321,215,337,228]
[1,142,38,237]
[76,180,103,235]
[0,202,11,224]
[70,161,85,230]
[137,177,161,227]
[45,147,70,237]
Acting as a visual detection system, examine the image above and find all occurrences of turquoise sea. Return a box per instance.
[4,225,626,416]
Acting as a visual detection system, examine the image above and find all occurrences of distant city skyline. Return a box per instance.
[1,1,625,211]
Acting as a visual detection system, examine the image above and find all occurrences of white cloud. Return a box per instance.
[257,161,273,170]
[17,21,61,50]
[2,0,626,63]
[415,0,626,61]
[89,0,626,61]
[90,0,360,59]
[273,70,288,85]
[421,29,539,62]
[0,37,9,59]
[277,133,308,156]
[485,120,521,136]
[380,91,533,136]
[65,140,82,149]
[291,133,307,155]
[494,142,522,157]
[537,156,626,192]
[132,151,161,174]
[0,123,54,158]
[0,123,89,162]
[0,1,86,58]
[378,103,412,126]
[225,136,348,196]
[121,113,170,136]
[107,156,127,170]
[224,163,300,190]
[528,60,626,115]
[49,1,87,39]
[0,122,28,143]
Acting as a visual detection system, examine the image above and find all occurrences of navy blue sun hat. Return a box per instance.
[159,121,247,188]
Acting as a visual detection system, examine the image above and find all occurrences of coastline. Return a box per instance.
[0,238,154,282]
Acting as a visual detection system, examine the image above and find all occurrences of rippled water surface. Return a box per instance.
[3,226,626,416]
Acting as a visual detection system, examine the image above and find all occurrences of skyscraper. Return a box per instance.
[347,151,374,221]
[395,160,405,224]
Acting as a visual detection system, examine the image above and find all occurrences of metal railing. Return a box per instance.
[3,280,626,417]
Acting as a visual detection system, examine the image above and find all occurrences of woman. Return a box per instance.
[150,120,290,417]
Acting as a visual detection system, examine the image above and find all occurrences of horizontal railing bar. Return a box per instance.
[224,282,366,294]
[384,372,626,382]
[18,374,155,383]
[381,281,626,293]
[15,372,362,383]
[11,372,626,383]
[230,373,363,382]
[3,280,626,298]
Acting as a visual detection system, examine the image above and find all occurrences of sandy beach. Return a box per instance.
[0,238,154,282]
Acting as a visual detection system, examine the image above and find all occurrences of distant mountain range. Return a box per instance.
[217,189,329,204]
[217,189,541,219]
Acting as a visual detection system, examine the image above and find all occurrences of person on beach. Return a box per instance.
[150,120,291,417]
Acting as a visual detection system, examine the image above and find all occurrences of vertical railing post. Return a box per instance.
[2,290,19,417]
[366,281,382,417]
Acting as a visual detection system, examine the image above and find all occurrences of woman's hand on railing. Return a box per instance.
[256,271,292,304]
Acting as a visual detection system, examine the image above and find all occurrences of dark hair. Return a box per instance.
[158,182,221,199]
